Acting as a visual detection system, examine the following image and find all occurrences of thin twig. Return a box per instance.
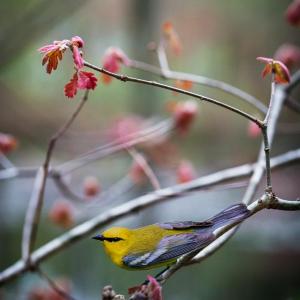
[21,90,89,265]
[262,78,276,190]
[53,174,87,202]
[184,80,288,269]
[36,266,77,300]
[127,147,161,190]
[0,167,42,180]
[157,196,266,284]
[83,60,263,127]
[1,148,299,285]
[0,152,15,169]
[156,42,170,76]
[128,60,267,114]
[155,74,289,282]
[0,119,173,180]
[56,119,173,175]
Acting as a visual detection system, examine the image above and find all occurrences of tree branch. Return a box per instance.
[127,147,161,190]
[21,91,89,265]
[155,72,291,283]
[0,152,15,169]
[0,119,173,180]
[127,59,267,114]
[269,197,300,211]
[56,118,173,175]
[171,79,289,276]
[1,148,299,285]
[83,61,263,128]
[36,266,77,300]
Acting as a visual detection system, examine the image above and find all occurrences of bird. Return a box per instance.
[92,203,250,270]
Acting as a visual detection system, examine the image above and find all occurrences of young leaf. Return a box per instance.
[257,57,291,84]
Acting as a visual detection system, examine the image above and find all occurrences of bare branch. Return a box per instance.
[174,80,289,276]
[156,42,170,76]
[157,197,266,284]
[0,119,173,180]
[128,60,267,114]
[83,60,263,127]
[56,119,173,175]
[1,148,299,285]
[270,197,300,211]
[262,78,277,190]
[0,152,15,169]
[22,167,46,262]
[127,147,161,190]
[53,174,87,202]
[155,74,290,283]
[36,266,77,300]
[0,167,41,180]
[21,91,89,264]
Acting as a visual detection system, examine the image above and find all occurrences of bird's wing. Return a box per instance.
[123,231,214,268]
[158,221,212,230]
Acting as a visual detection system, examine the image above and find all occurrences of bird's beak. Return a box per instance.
[92,234,105,241]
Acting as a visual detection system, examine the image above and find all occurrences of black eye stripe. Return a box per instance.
[105,237,124,242]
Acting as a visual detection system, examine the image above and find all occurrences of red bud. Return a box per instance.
[83,176,101,197]
[48,200,74,229]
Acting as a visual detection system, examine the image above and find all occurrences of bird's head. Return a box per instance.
[93,227,132,264]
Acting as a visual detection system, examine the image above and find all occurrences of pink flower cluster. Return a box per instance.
[38,36,98,98]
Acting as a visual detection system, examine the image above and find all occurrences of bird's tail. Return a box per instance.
[208,203,251,230]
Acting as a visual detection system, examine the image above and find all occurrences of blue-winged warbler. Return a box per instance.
[92,203,250,269]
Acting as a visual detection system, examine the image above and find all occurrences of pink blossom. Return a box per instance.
[102,47,130,84]
[176,160,196,183]
[38,39,70,74]
[64,71,98,98]
[173,100,198,134]
[38,36,85,73]
[147,275,163,300]
[72,45,84,69]
[285,0,300,26]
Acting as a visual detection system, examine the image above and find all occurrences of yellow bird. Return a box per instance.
[93,203,249,270]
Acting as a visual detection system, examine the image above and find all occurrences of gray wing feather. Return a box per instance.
[123,232,214,268]
[159,221,212,230]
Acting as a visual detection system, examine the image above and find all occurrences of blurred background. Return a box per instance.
[0,0,300,299]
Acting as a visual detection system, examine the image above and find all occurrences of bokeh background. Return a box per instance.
[0,0,300,299]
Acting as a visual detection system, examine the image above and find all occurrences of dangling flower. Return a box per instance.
[101,47,130,84]
[38,36,85,73]
[71,36,84,70]
[64,72,79,98]
[256,57,290,84]
[38,39,70,74]
[172,100,198,134]
[64,71,98,98]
